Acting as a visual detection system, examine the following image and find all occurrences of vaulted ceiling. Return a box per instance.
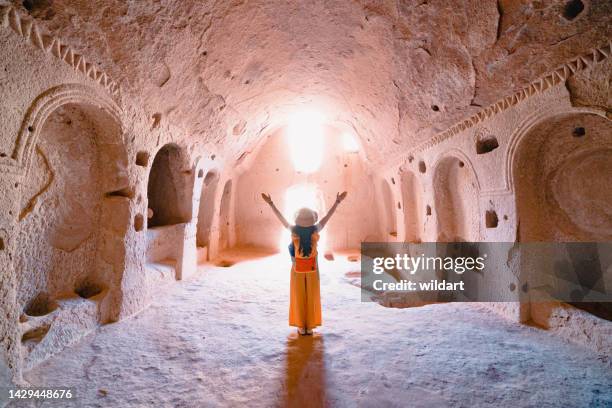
[17,0,611,165]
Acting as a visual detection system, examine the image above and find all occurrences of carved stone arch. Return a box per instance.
[432,148,481,242]
[431,148,481,192]
[146,143,193,228]
[504,105,603,193]
[12,84,122,174]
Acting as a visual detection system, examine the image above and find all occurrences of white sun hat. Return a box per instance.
[294,207,318,227]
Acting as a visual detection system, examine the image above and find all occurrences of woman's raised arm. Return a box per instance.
[261,193,291,229]
[317,191,347,231]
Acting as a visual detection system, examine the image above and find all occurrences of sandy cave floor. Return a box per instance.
[20,248,612,408]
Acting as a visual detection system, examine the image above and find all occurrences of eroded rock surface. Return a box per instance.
[10,0,611,164]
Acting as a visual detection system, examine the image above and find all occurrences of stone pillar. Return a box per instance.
[176,221,198,280]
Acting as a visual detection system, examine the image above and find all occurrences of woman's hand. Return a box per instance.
[336,191,348,204]
[261,193,273,205]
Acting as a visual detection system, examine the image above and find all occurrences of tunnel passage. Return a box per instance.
[433,156,480,242]
[513,113,612,320]
[16,102,128,321]
[196,171,220,253]
[147,144,192,228]
[234,124,379,252]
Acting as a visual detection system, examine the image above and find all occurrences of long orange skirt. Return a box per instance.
[289,266,322,329]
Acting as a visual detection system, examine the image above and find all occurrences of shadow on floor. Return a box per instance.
[280,332,327,407]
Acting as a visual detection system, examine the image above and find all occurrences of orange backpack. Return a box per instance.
[292,231,319,273]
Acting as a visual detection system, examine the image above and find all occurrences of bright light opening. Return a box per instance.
[287,111,325,173]
[279,183,327,253]
[342,131,360,153]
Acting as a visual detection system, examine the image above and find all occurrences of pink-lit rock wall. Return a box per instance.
[233,125,381,251]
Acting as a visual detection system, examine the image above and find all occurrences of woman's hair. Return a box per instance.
[291,225,317,257]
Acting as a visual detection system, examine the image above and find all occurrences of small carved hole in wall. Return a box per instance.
[509,283,516,292]
[418,161,426,173]
[391,177,395,184]
[503,215,508,221]
[572,127,586,138]
[211,154,216,160]
[397,201,401,210]
[431,105,440,112]
[136,151,149,167]
[198,169,204,178]
[476,135,499,154]
[0,153,6,158]
[23,0,34,11]
[562,0,584,20]
[408,155,414,163]
[75,282,103,299]
[27,126,34,132]
[486,210,499,228]
[0,237,4,250]
[151,113,162,129]
[458,161,465,168]
[134,214,144,231]
[22,0,49,13]
[22,325,50,350]
[426,205,432,216]
[24,293,57,316]
[204,171,217,186]
[105,187,134,199]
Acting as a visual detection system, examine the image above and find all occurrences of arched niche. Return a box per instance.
[400,170,422,242]
[197,170,220,250]
[218,180,233,251]
[16,101,128,317]
[513,113,612,319]
[433,154,480,242]
[11,84,121,171]
[147,143,192,228]
[514,113,612,242]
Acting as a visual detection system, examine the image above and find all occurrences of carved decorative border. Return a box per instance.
[0,84,121,175]
[431,147,482,193]
[409,40,612,155]
[0,5,119,97]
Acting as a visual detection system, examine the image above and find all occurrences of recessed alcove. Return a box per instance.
[513,113,612,320]
[147,144,192,228]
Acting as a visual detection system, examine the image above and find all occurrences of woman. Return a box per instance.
[261,191,348,335]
